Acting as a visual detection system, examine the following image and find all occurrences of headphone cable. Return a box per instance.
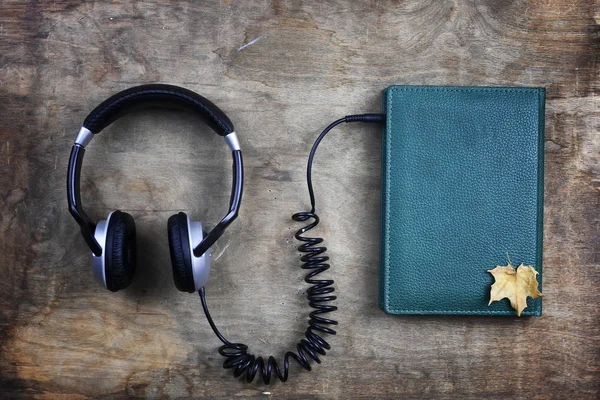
[200,113,385,384]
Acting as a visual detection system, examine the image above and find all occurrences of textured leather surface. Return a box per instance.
[167,212,195,293]
[83,84,234,136]
[379,86,545,316]
[105,210,137,292]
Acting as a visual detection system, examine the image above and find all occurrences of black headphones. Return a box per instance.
[67,84,243,293]
[68,83,382,384]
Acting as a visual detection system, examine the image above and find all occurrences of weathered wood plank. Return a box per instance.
[1,1,598,398]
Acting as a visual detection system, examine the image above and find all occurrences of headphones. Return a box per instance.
[67,84,243,293]
[67,83,378,384]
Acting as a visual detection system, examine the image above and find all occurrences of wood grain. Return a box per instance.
[0,0,598,399]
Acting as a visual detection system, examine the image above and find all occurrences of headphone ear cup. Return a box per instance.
[167,212,196,293]
[105,210,137,292]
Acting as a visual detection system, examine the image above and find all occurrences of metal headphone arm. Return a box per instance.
[67,128,243,258]
[193,147,243,257]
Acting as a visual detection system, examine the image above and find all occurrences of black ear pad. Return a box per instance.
[105,210,137,292]
[168,212,195,293]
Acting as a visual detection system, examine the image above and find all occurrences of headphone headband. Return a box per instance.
[67,84,243,257]
[83,84,234,136]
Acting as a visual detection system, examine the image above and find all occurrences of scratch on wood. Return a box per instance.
[213,241,230,261]
[237,35,263,51]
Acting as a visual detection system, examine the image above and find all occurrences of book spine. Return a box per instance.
[534,87,546,316]
[378,88,390,312]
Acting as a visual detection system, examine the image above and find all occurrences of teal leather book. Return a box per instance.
[379,86,545,316]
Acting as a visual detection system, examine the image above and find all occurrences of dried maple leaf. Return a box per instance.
[488,263,542,316]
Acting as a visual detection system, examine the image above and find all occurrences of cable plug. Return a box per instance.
[344,114,386,123]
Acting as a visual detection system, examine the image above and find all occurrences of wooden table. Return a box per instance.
[1,1,598,399]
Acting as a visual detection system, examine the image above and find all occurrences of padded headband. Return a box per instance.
[82,84,235,136]
[68,84,243,257]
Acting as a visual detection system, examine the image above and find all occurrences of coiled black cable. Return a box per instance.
[200,113,385,384]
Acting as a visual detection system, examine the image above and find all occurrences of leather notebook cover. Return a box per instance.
[379,86,545,316]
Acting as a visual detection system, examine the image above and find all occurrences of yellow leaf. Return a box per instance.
[488,263,543,316]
